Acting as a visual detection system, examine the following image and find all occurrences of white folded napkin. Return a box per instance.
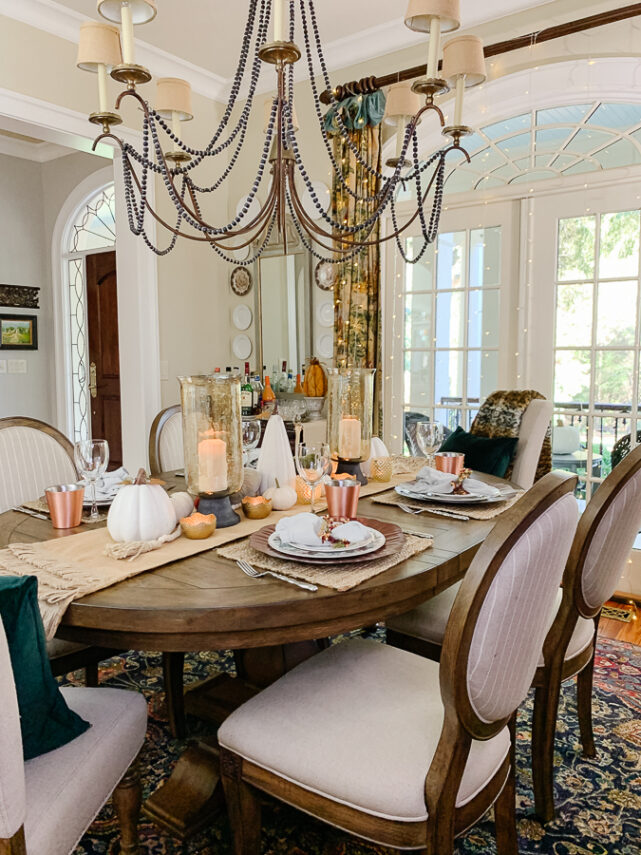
[330,520,372,545]
[412,467,501,498]
[80,466,130,501]
[361,437,390,477]
[256,415,296,493]
[276,513,323,546]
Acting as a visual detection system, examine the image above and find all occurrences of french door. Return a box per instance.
[383,201,519,453]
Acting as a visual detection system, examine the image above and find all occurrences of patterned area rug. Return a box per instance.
[63,637,641,855]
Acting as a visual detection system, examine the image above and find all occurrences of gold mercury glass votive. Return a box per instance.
[179,374,243,527]
[370,457,393,482]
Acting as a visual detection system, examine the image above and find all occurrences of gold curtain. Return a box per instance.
[331,126,383,435]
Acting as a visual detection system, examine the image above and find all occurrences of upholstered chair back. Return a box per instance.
[510,399,553,489]
[0,617,26,841]
[149,405,183,475]
[441,472,578,736]
[0,419,77,514]
[576,444,641,616]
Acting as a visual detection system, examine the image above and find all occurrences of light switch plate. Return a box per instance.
[0,360,6,374]
[8,359,26,374]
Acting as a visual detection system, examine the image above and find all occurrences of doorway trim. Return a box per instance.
[0,87,162,470]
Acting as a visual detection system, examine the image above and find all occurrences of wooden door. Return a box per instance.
[87,251,122,469]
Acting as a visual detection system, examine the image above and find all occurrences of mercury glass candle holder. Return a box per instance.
[179,375,243,527]
[370,457,393,482]
[327,367,375,485]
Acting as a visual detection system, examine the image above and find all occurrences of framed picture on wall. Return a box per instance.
[0,314,38,350]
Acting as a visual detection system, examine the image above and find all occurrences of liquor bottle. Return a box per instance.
[213,367,221,376]
[241,366,253,416]
[276,360,288,393]
[225,366,232,378]
[251,374,263,413]
[286,371,295,393]
[294,372,304,394]
[262,375,276,413]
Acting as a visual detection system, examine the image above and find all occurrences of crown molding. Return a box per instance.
[0,0,228,102]
[0,135,69,162]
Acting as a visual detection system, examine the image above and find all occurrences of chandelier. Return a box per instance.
[76,0,486,264]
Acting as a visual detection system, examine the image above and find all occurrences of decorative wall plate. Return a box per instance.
[232,304,252,330]
[302,180,331,222]
[317,333,333,359]
[230,267,253,296]
[316,301,334,328]
[232,333,252,359]
[314,261,337,291]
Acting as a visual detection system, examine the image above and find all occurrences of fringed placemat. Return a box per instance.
[371,489,523,520]
[217,534,432,592]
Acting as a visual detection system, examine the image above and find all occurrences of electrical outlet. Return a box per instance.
[8,359,26,374]
[160,360,169,381]
[0,360,6,374]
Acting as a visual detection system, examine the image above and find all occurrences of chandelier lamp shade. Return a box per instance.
[77,0,485,264]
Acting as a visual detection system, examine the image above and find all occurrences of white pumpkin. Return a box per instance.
[108,483,177,543]
[170,491,195,520]
[264,479,297,511]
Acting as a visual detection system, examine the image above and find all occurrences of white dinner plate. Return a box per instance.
[317,333,333,358]
[232,333,252,359]
[316,301,334,328]
[396,484,513,505]
[268,528,385,560]
[232,304,252,330]
[286,529,377,554]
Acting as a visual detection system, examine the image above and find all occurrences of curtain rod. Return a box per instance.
[319,3,641,103]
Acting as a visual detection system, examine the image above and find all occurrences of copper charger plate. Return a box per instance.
[250,517,405,565]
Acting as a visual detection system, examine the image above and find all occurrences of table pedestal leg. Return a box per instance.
[143,640,323,839]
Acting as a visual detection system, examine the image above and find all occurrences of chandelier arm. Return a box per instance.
[186,170,279,238]
[208,210,279,267]
[285,190,374,263]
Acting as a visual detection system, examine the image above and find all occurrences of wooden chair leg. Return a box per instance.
[494,715,518,855]
[163,652,186,739]
[85,662,99,687]
[577,647,597,758]
[113,758,142,855]
[531,672,562,824]
[220,749,261,855]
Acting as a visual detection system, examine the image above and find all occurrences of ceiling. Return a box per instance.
[53,0,554,82]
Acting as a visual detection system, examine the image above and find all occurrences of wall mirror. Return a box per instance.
[255,218,312,375]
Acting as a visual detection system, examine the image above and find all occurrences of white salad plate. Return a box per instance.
[268,527,385,560]
[395,483,514,505]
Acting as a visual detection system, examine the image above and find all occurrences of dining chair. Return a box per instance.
[387,446,641,823]
[508,398,553,489]
[0,417,120,686]
[149,405,183,475]
[0,616,147,855]
[217,471,578,855]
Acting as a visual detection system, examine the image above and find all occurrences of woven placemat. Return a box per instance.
[371,489,523,520]
[217,534,432,592]
[23,498,108,524]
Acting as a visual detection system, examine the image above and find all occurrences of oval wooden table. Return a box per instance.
[0,476,507,840]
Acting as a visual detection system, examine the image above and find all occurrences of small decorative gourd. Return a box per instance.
[302,358,327,397]
[170,491,195,520]
[264,478,297,510]
[107,469,177,543]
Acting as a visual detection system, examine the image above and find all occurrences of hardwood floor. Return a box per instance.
[598,598,641,645]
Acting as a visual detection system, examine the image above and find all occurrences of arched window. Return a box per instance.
[63,184,116,442]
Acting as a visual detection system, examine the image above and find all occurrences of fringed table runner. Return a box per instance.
[371,489,524,520]
[0,462,426,638]
[217,534,432,592]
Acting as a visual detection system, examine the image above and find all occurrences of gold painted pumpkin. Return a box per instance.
[295,475,325,505]
[302,358,327,397]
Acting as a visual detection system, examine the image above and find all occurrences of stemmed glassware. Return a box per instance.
[415,421,444,467]
[74,439,109,521]
[241,419,262,466]
[295,442,331,515]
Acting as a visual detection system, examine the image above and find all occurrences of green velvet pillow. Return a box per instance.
[0,575,90,760]
[438,426,519,478]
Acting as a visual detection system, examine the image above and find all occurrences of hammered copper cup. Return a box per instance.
[324,481,360,519]
[434,452,465,476]
[45,484,85,529]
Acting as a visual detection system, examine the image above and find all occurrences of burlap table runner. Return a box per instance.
[217,533,432,592]
[23,498,108,524]
[371,489,523,520]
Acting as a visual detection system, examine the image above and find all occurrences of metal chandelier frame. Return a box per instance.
[92,0,470,265]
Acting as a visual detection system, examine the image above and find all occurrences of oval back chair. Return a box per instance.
[148,405,183,475]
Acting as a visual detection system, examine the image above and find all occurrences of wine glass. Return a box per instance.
[74,439,109,521]
[295,442,331,515]
[241,419,262,466]
[415,421,444,467]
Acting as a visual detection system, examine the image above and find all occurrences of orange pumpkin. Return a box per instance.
[302,358,327,397]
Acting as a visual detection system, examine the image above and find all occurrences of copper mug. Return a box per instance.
[45,484,85,529]
[434,452,465,476]
[324,480,361,519]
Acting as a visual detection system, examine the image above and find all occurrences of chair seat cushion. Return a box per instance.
[24,686,147,855]
[439,427,518,478]
[387,582,461,643]
[46,638,91,659]
[0,575,89,760]
[218,639,510,823]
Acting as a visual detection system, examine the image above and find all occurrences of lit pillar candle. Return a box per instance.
[453,75,465,126]
[274,0,286,41]
[198,437,228,493]
[97,63,109,112]
[339,417,362,460]
[120,1,135,65]
[426,16,441,79]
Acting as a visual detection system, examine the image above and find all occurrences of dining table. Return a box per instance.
[0,469,514,840]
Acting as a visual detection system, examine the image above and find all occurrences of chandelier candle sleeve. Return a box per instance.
[274,0,286,42]
[426,17,441,79]
[120,2,134,64]
[96,0,157,66]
